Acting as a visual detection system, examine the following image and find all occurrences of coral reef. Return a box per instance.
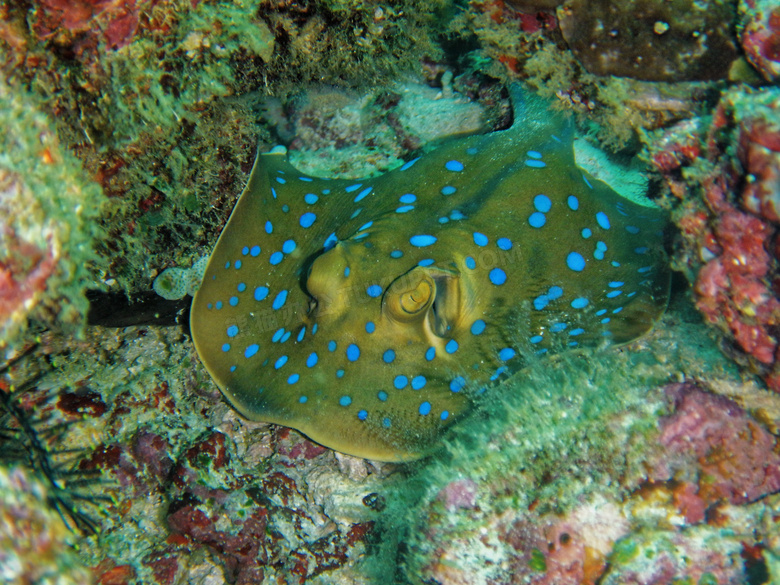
[648,87,780,392]
[558,0,738,81]
[0,80,105,350]
[1,0,780,583]
[391,314,780,584]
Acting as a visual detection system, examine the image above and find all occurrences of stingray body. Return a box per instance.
[190,88,670,461]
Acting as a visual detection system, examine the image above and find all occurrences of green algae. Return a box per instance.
[0,80,105,349]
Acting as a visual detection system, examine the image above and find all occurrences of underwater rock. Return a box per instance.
[739,0,780,82]
[0,81,104,350]
[0,466,91,584]
[650,87,780,390]
[557,0,739,81]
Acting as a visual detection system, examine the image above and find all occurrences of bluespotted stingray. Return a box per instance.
[191,86,670,462]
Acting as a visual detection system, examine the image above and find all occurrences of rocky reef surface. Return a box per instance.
[2,0,780,583]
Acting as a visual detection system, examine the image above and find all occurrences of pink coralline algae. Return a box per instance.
[739,0,780,82]
[649,383,780,507]
[652,88,780,390]
[32,0,139,50]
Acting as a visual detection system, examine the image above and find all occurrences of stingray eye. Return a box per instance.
[384,269,435,322]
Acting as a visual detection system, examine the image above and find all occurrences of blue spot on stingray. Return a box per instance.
[570,328,584,336]
[345,183,362,193]
[473,232,488,246]
[526,160,546,168]
[328,340,337,352]
[365,322,375,334]
[567,252,586,271]
[527,150,542,159]
[282,205,289,213]
[634,247,649,254]
[225,261,230,269]
[550,323,567,332]
[450,210,466,220]
[571,297,589,309]
[609,281,624,288]
[466,256,476,270]
[394,375,408,389]
[347,344,360,362]
[242,246,249,255]
[336,369,345,378]
[410,234,437,247]
[441,411,449,420]
[596,211,611,229]
[445,339,459,354]
[530,335,543,344]
[245,344,259,358]
[324,232,338,250]
[418,258,435,267]
[601,317,611,324]
[227,325,238,337]
[270,252,283,265]
[275,176,286,184]
[534,295,549,311]
[288,374,299,384]
[419,402,432,416]
[400,157,420,171]
[281,331,291,343]
[548,286,563,300]
[344,267,350,277]
[275,355,288,369]
[339,396,352,406]
[304,193,318,204]
[216,301,223,309]
[378,391,388,402]
[222,343,230,352]
[534,194,552,213]
[357,410,368,421]
[300,212,317,228]
[272,290,288,310]
[582,228,592,239]
[250,245,261,256]
[299,396,308,403]
[438,217,449,224]
[612,261,621,267]
[229,296,238,306]
[382,417,391,428]
[489,268,507,285]
[638,266,653,273]
[383,349,395,363]
[307,353,318,367]
[412,375,427,390]
[265,220,273,234]
[390,250,404,258]
[596,309,607,316]
[471,319,486,335]
[396,205,415,213]
[354,187,372,202]
[568,195,579,210]
[441,186,456,195]
[499,347,516,361]
[235,260,242,269]
[426,347,436,361]
[497,237,513,250]
[450,376,466,393]
[607,290,623,298]
[254,287,268,301]
[367,284,382,297]
[529,212,546,228]
[626,225,640,234]
[282,240,296,254]
[446,160,464,172]
[237,283,246,292]
[399,193,416,203]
